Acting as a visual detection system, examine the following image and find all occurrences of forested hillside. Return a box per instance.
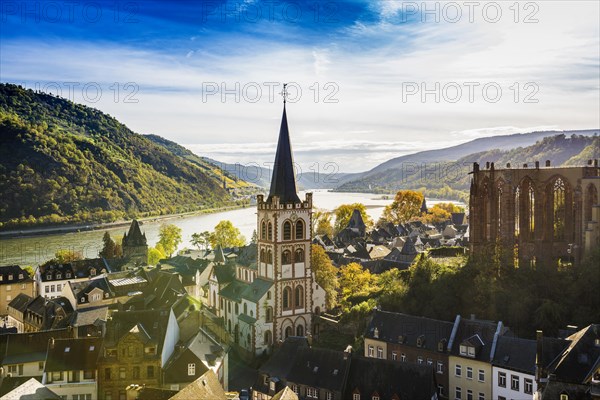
[336,134,599,202]
[0,84,232,229]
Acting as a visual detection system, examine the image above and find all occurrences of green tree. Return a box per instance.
[22,265,35,277]
[209,220,246,248]
[313,210,334,237]
[251,229,258,244]
[333,203,373,234]
[148,246,166,265]
[99,231,116,258]
[157,223,182,257]
[339,262,375,308]
[190,231,211,250]
[55,249,83,263]
[381,190,424,224]
[311,245,339,309]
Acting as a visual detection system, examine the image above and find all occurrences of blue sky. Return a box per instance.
[1,0,599,172]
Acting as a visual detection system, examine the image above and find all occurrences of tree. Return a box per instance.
[191,231,211,250]
[311,245,339,309]
[209,220,246,248]
[339,262,375,307]
[54,249,83,263]
[148,246,166,265]
[251,229,258,244]
[381,190,424,224]
[99,232,116,258]
[313,210,334,237]
[419,205,451,224]
[157,223,182,257]
[22,265,35,277]
[434,202,465,214]
[333,203,373,234]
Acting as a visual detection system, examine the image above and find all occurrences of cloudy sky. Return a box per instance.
[1,0,598,172]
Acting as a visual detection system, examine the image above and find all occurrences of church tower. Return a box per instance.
[256,95,313,341]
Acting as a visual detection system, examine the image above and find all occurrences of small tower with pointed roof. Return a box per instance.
[122,219,148,265]
[256,92,314,343]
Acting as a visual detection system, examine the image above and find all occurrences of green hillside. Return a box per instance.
[0,83,233,229]
[336,134,599,202]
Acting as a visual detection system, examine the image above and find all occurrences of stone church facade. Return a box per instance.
[208,103,325,357]
[469,160,600,267]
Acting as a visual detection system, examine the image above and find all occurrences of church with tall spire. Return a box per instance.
[208,96,325,357]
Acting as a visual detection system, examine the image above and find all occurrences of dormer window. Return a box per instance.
[66,273,71,279]
[417,335,425,348]
[373,327,379,338]
[90,268,96,276]
[56,273,62,279]
[460,344,467,355]
[8,274,13,280]
[438,339,447,352]
[18,273,23,279]
[47,274,52,280]
[80,297,85,303]
[468,346,476,357]
[560,394,569,400]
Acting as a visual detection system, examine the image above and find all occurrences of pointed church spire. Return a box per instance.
[213,245,225,264]
[267,86,301,203]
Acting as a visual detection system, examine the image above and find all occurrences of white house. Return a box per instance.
[492,336,537,400]
[36,259,108,299]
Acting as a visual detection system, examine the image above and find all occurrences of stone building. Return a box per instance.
[0,265,36,317]
[122,220,148,265]
[469,161,600,267]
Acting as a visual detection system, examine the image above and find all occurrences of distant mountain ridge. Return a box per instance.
[0,83,234,229]
[335,132,599,201]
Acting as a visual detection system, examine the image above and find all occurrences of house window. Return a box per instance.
[437,361,444,374]
[47,274,52,280]
[417,356,423,364]
[466,390,473,400]
[468,347,475,357]
[377,347,383,359]
[511,375,519,390]
[270,381,276,392]
[478,369,485,382]
[438,385,444,397]
[326,393,333,400]
[295,248,305,263]
[400,353,406,362]
[188,363,195,376]
[52,371,63,381]
[45,286,50,293]
[66,273,71,278]
[295,285,304,309]
[466,367,473,379]
[392,352,397,360]
[147,366,155,378]
[292,385,299,394]
[427,358,433,366]
[105,368,111,380]
[524,378,533,394]
[132,367,140,379]
[368,345,374,357]
[84,370,94,380]
[460,345,467,355]
[353,394,360,400]
[56,273,62,279]
[455,365,462,377]
[119,367,126,379]
[105,392,112,400]
[372,396,379,400]
[498,371,506,387]
[6,285,11,291]
[560,395,569,400]
[478,393,484,400]
[455,387,462,399]
[39,362,44,371]
[51,285,55,292]
[306,387,318,398]
[282,286,292,310]
[19,273,24,279]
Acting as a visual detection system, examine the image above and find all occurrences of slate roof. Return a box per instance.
[169,370,226,400]
[219,280,249,302]
[39,259,108,282]
[0,377,60,400]
[546,324,600,384]
[241,278,273,303]
[366,310,455,352]
[125,270,186,310]
[122,219,147,247]
[451,317,505,362]
[287,347,351,393]
[0,329,73,365]
[102,309,170,356]
[44,337,102,372]
[212,263,236,285]
[492,336,536,374]
[0,265,32,285]
[72,306,109,327]
[344,356,437,400]
[259,337,310,378]
[8,293,33,313]
[267,105,301,204]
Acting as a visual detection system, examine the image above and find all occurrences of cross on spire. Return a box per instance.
[279,83,289,104]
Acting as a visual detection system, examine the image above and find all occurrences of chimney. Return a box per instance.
[473,162,480,173]
[344,345,353,360]
[545,160,551,167]
[506,163,511,168]
[535,330,544,384]
[490,162,495,170]
[535,161,540,169]
[523,163,528,168]
[486,162,490,169]
[595,159,598,167]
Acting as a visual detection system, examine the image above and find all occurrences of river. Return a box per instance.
[0,190,464,266]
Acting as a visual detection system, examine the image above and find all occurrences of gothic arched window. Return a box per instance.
[266,306,273,322]
[296,324,304,337]
[268,222,273,241]
[264,330,272,345]
[282,287,292,310]
[552,178,566,240]
[261,221,266,240]
[514,186,520,238]
[295,220,304,240]
[282,250,291,265]
[295,248,305,263]
[260,249,265,263]
[585,184,598,222]
[267,250,273,264]
[295,285,304,309]
[283,221,292,240]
